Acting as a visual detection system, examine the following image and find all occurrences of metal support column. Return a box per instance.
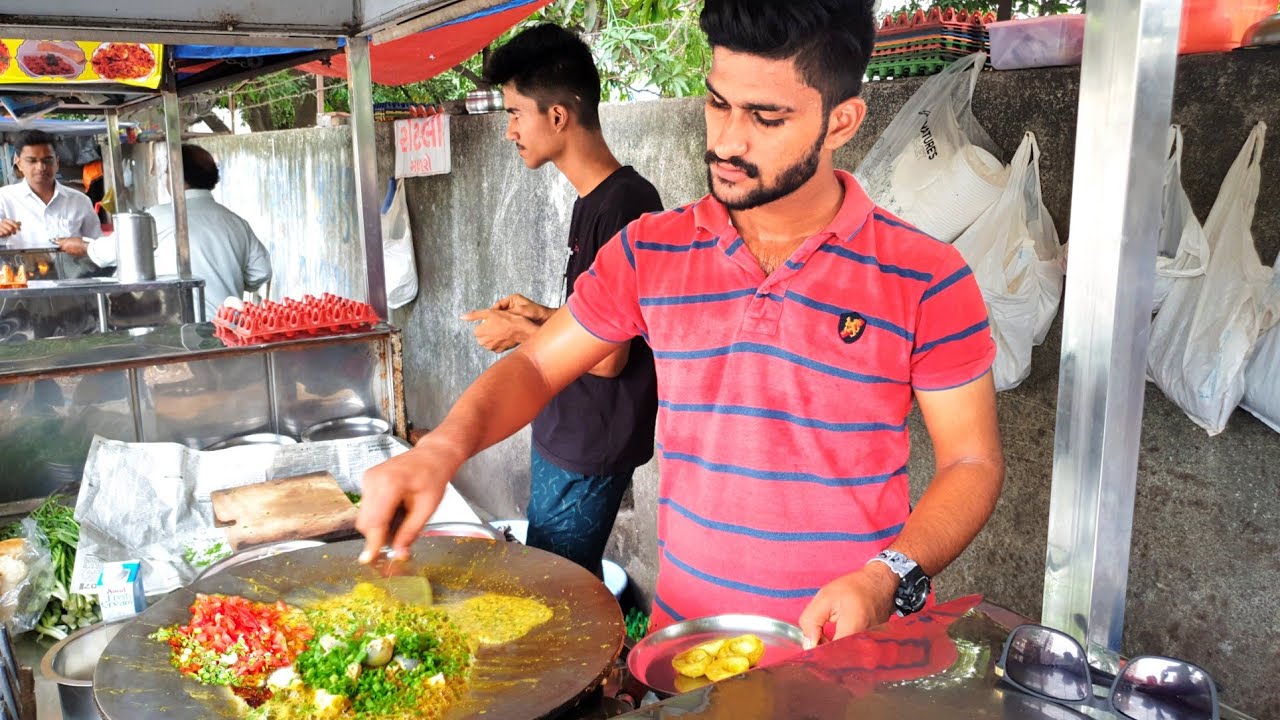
[347,35,388,319]
[1042,0,1182,672]
[162,59,191,281]
[103,109,128,213]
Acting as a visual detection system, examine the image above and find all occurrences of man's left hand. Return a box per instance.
[797,562,899,650]
[55,237,89,257]
[461,308,539,353]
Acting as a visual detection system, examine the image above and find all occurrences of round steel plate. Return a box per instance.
[627,614,804,697]
[94,538,624,720]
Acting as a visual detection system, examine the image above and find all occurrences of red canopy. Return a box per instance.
[298,0,553,86]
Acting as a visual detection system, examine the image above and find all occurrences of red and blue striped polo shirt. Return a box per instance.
[567,170,995,631]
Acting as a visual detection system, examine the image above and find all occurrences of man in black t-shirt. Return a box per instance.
[462,24,662,578]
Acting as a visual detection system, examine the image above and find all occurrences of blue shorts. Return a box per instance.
[526,447,634,578]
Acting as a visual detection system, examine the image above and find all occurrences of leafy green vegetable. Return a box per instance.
[345,492,362,506]
[625,608,649,643]
[182,541,231,569]
[2,496,102,640]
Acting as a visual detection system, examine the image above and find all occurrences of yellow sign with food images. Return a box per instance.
[0,40,163,88]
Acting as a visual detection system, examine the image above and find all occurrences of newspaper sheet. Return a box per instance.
[70,435,481,595]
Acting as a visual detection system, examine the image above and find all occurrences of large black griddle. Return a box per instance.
[94,537,625,719]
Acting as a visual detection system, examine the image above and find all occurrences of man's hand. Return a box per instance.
[356,435,469,563]
[797,562,899,650]
[462,308,540,353]
[0,219,20,238]
[493,294,554,324]
[55,237,89,257]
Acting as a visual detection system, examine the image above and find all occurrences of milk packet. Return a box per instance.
[97,560,146,621]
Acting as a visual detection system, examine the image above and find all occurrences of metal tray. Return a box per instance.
[627,614,805,698]
[301,415,390,442]
[94,538,624,720]
[192,539,326,582]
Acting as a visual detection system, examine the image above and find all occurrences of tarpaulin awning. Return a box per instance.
[297,0,552,86]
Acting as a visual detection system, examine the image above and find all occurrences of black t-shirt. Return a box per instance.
[531,166,662,475]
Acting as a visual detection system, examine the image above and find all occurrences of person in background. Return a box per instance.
[81,160,111,226]
[60,144,272,318]
[459,24,662,579]
[0,130,102,277]
[358,0,1004,650]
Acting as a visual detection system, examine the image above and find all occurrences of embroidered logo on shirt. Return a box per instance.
[838,312,867,344]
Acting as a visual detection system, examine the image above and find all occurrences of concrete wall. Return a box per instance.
[380,52,1278,716]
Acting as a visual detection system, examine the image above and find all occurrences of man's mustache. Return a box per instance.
[705,150,760,179]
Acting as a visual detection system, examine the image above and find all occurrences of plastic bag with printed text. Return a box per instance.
[856,53,1009,243]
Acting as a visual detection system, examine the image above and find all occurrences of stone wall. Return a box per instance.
[380,51,1278,716]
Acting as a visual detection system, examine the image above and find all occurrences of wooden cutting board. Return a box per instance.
[211,472,359,550]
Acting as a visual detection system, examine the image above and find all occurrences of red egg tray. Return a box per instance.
[212,293,380,346]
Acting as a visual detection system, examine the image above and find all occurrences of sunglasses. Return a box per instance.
[997,624,1219,720]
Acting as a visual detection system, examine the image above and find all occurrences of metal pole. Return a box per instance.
[347,35,388,318]
[1042,0,1182,673]
[162,54,192,281]
[103,109,128,212]
[228,91,238,136]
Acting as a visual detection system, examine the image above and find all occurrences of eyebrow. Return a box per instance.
[706,80,795,114]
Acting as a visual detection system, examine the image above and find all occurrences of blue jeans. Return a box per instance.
[527,448,634,579]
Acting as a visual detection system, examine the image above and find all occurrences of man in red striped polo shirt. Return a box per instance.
[359,0,1004,649]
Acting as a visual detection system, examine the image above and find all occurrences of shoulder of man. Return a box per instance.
[604,167,663,213]
[864,205,967,274]
[57,183,93,202]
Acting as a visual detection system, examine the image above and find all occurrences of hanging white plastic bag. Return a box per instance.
[381,178,420,310]
[1241,270,1280,432]
[1148,123,1280,435]
[1153,126,1209,313]
[952,132,1063,391]
[856,53,1009,243]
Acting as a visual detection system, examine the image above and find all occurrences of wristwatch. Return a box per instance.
[868,550,931,616]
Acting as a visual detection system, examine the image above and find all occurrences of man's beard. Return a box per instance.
[705,125,827,211]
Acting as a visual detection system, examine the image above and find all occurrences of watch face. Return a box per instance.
[905,576,930,612]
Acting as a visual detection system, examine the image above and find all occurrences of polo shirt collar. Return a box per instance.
[692,170,876,246]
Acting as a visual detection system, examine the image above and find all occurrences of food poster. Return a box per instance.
[0,40,163,88]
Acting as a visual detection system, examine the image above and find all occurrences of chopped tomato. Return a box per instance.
[154,594,313,686]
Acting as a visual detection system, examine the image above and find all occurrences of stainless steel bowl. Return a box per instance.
[1243,12,1280,47]
[193,539,327,582]
[41,619,129,720]
[465,88,504,114]
[202,432,298,451]
[419,522,503,541]
[301,416,390,443]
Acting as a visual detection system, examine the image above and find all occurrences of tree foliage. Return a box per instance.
[220,0,1084,132]
[220,0,708,132]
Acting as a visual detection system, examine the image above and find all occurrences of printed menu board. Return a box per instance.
[0,40,163,89]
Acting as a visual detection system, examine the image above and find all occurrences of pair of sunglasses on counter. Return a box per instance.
[998,624,1219,720]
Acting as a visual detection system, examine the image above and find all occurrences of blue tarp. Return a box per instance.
[173,0,537,61]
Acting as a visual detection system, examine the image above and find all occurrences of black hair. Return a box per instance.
[700,0,876,111]
[14,129,58,155]
[181,144,219,190]
[483,23,602,130]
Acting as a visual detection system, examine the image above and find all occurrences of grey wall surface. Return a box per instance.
[210,51,1278,716]
[125,129,367,302]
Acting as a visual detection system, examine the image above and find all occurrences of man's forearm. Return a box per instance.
[887,460,1003,576]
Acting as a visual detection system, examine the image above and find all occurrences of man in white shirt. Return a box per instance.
[0,130,102,277]
[60,144,273,318]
